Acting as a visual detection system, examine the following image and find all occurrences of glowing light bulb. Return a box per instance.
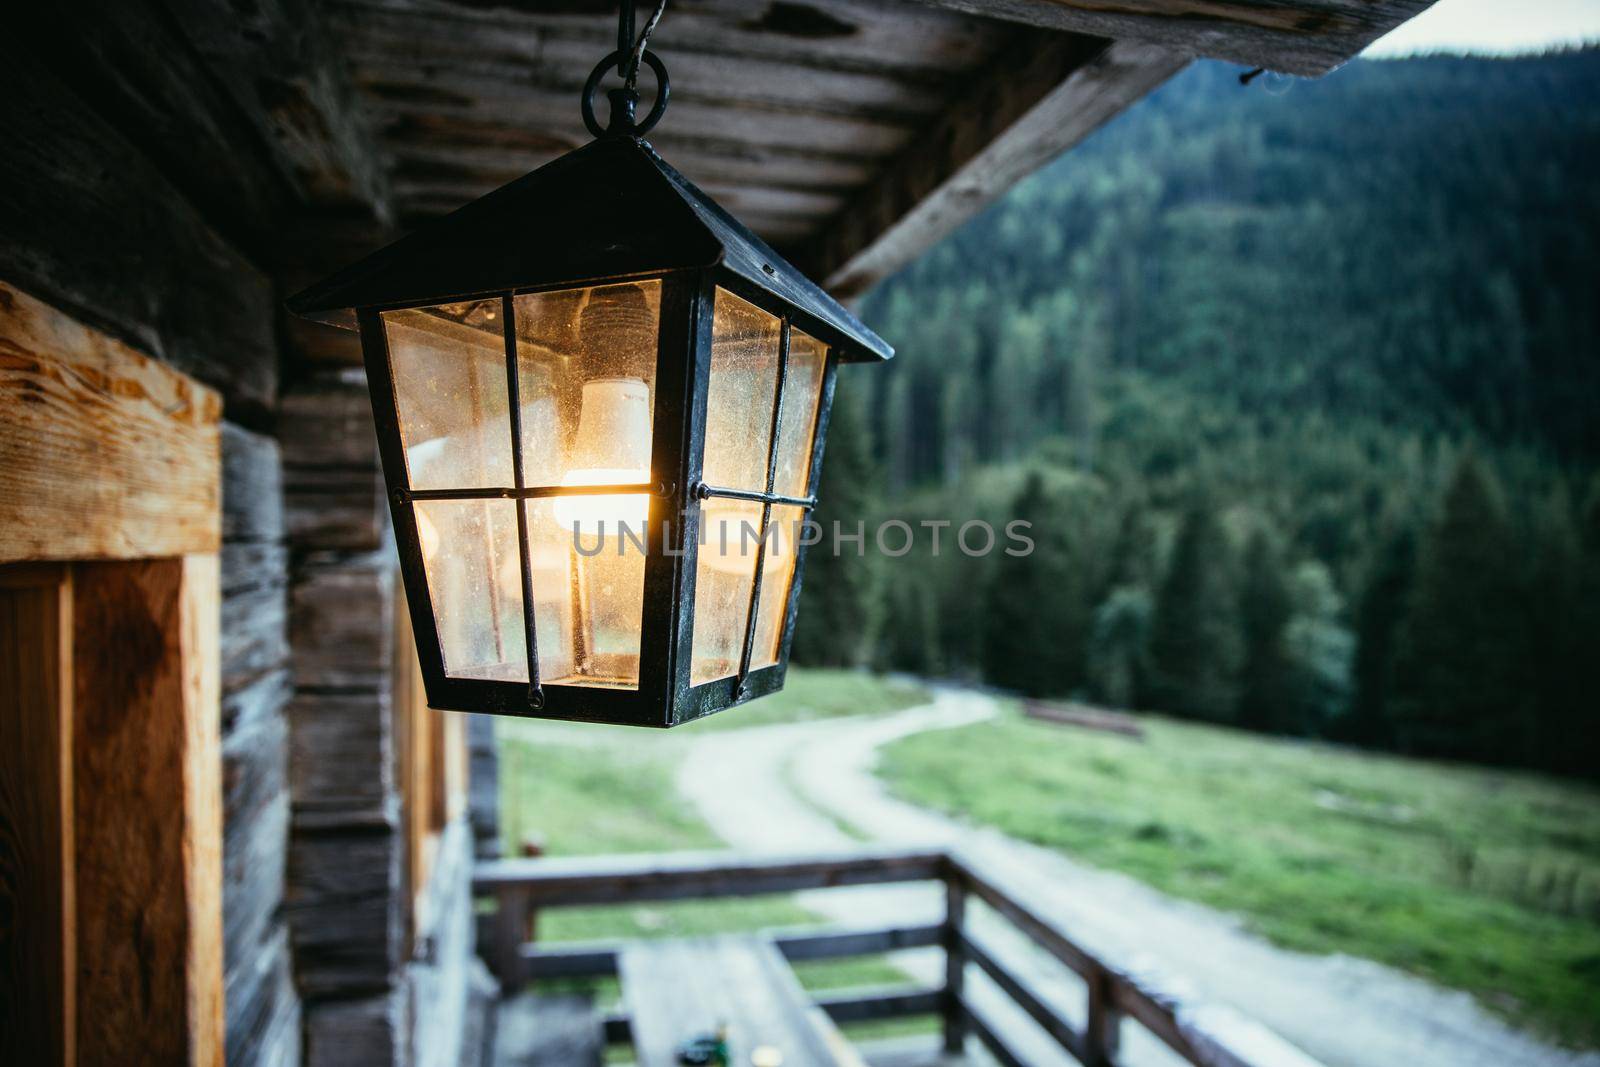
[554,377,651,537]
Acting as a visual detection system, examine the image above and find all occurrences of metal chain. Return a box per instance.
[624,0,668,91]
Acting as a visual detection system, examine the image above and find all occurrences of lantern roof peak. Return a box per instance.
[288,136,890,363]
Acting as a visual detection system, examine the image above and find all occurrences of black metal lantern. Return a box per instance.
[288,4,890,727]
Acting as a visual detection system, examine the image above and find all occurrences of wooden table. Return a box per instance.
[619,935,865,1067]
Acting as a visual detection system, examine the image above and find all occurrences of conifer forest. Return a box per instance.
[793,50,1600,778]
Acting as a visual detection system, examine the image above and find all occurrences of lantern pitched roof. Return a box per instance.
[288,136,891,362]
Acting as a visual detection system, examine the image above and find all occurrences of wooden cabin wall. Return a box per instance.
[0,40,302,1067]
[1,12,490,1065]
[280,371,492,1067]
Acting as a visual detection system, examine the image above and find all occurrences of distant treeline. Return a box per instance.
[792,51,1600,777]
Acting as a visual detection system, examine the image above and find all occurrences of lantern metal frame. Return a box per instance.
[292,134,889,727]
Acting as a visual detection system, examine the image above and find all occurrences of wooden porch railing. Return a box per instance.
[473,845,1320,1067]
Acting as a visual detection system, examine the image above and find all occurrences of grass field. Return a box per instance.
[878,703,1600,1045]
[495,668,935,1041]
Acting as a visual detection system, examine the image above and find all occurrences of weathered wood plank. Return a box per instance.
[290,555,395,691]
[224,424,287,546]
[909,0,1436,75]
[804,36,1188,297]
[467,713,500,860]
[390,166,847,222]
[281,377,389,550]
[0,565,75,1067]
[290,691,396,821]
[303,987,409,1067]
[0,281,223,562]
[284,467,389,551]
[286,826,403,996]
[0,49,278,414]
[156,0,393,221]
[474,846,948,905]
[519,922,944,981]
[958,994,1028,1067]
[223,573,291,695]
[958,927,1088,1062]
[815,985,944,1025]
[222,672,291,974]
[225,925,301,1067]
[948,849,1322,1067]
[943,878,968,1054]
[223,663,296,739]
[620,936,851,1067]
[365,90,919,163]
[382,131,876,195]
[73,555,224,1067]
[779,922,946,962]
[15,7,297,257]
[346,44,951,126]
[330,0,1011,80]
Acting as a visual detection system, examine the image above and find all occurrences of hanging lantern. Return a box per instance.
[288,2,891,727]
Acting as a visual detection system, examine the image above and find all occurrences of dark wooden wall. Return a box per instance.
[0,46,303,1067]
[0,3,496,1057]
[0,8,384,1063]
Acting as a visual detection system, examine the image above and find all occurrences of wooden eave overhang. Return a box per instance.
[316,0,1436,305]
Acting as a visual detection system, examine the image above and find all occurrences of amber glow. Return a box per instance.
[552,376,652,538]
[416,507,442,562]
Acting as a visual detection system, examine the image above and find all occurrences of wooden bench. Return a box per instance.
[619,935,866,1067]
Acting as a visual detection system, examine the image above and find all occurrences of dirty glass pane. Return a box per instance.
[702,289,781,491]
[509,280,661,689]
[689,497,764,685]
[384,301,512,490]
[773,329,827,498]
[750,504,805,670]
[413,499,527,681]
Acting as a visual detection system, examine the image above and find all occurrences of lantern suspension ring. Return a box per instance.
[582,0,671,140]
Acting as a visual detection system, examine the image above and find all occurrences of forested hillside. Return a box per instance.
[793,50,1600,777]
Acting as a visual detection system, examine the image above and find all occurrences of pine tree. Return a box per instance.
[1282,560,1355,736]
[792,391,880,667]
[1517,479,1600,778]
[1569,485,1600,777]
[1147,498,1243,722]
[1087,585,1153,709]
[983,472,1086,697]
[1344,518,1417,748]
[1392,453,1523,761]
[1236,527,1294,733]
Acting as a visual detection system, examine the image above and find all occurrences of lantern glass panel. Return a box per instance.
[751,503,807,669]
[701,289,782,490]
[413,498,528,681]
[689,290,782,685]
[690,497,763,685]
[385,301,513,490]
[509,279,662,690]
[524,498,646,688]
[773,328,828,497]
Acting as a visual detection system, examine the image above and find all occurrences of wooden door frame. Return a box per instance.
[1,280,225,1066]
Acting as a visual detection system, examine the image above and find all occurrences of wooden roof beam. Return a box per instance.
[159,0,395,229]
[10,0,393,267]
[799,33,1187,299]
[906,0,1436,77]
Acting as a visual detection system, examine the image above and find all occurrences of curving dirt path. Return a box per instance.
[674,688,1599,1067]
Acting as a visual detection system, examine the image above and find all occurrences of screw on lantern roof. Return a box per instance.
[286,0,890,727]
